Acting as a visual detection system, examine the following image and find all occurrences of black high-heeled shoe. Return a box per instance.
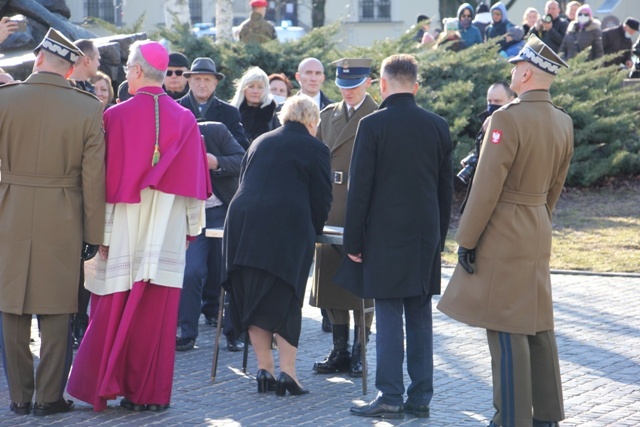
[256,369,277,393]
[275,372,309,396]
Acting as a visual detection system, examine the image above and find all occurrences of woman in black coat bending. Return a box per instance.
[223,95,332,396]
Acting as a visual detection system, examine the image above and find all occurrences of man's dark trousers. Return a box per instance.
[374,295,434,407]
[179,206,232,339]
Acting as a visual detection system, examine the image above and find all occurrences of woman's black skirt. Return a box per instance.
[226,266,302,347]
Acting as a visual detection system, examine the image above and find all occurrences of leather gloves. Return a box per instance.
[457,246,476,274]
[81,242,99,261]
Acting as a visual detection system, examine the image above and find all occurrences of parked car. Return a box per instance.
[275,24,307,42]
[191,23,216,39]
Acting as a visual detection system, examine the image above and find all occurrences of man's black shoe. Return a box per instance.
[120,397,146,412]
[9,401,31,415]
[33,398,74,416]
[146,403,170,412]
[404,401,430,418]
[204,316,218,327]
[176,337,196,351]
[350,397,403,419]
[533,420,560,427]
[227,338,244,352]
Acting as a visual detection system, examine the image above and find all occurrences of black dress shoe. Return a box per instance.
[120,397,146,412]
[146,403,170,412]
[33,398,74,416]
[404,401,430,418]
[350,397,403,419]
[176,336,196,351]
[275,372,309,396]
[533,420,560,427]
[9,401,31,415]
[226,338,244,352]
[256,369,277,393]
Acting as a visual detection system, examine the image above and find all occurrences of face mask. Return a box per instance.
[272,94,287,104]
[460,17,471,27]
[487,103,502,115]
[625,31,633,39]
[577,15,590,25]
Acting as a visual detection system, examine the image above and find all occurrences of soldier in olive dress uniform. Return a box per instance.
[0,28,105,416]
[310,58,377,377]
[438,35,574,427]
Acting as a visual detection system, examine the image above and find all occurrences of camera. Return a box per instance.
[629,41,640,78]
[457,153,478,184]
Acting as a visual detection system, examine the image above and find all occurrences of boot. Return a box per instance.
[349,325,371,377]
[313,324,351,373]
[72,313,89,349]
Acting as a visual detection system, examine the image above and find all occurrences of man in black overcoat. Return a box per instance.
[178,57,250,150]
[336,54,453,419]
[176,121,245,352]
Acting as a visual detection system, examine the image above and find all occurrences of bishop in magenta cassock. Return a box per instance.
[67,40,211,412]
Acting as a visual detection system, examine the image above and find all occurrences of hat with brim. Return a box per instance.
[250,0,269,7]
[183,57,224,80]
[333,58,372,89]
[33,28,84,64]
[509,34,569,75]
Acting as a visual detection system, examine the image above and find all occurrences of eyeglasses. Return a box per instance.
[166,70,184,77]
[578,13,590,17]
[123,63,137,73]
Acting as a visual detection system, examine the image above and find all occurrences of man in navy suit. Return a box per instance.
[337,54,453,419]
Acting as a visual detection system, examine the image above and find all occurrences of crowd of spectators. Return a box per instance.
[416,1,638,70]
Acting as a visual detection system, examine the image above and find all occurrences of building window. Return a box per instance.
[189,0,203,24]
[359,0,391,22]
[85,0,115,23]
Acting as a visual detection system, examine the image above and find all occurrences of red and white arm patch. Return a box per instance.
[491,130,502,144]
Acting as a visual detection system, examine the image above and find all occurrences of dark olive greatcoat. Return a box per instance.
[309,95,377,311]
[438,90,574,335]
[0,73,106,315]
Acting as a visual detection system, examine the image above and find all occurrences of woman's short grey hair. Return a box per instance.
[128,40,165,83]
[278,94,320,127]
[230,66,273,109]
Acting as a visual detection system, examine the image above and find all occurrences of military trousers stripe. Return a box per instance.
[487,329,565,427]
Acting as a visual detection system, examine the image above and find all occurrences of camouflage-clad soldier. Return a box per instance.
[238,0,277,44]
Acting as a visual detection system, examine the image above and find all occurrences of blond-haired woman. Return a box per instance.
[230,66,277,144]
[223,95,332,396]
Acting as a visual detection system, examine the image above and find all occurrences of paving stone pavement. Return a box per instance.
[1,267,639,426]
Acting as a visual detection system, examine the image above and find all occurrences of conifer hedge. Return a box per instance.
[160,24,640,187]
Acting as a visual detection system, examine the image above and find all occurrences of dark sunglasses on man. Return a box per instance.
[166,70,184,77]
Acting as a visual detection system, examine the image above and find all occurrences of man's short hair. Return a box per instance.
[381,54,418,87]
[490,82,516,99]
[74,39,97,58]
